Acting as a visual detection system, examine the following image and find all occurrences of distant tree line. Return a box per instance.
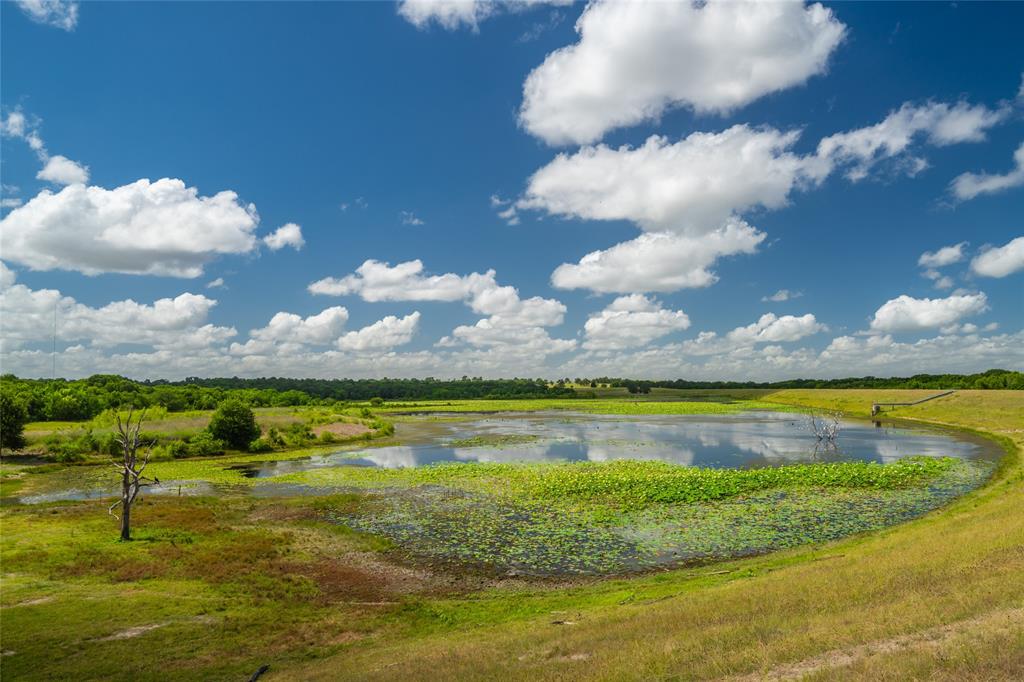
[0,374,575,422]
[0,369,1018,424]
[174,376,576,401]
[602,369,1024,393]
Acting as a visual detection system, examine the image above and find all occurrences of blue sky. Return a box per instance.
[1,0,1022,380]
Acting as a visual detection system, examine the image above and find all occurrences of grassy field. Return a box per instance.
[381,396,785,414]
[1,390,1021,680]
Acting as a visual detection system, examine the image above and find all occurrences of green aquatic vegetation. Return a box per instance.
[271,456,958,511]
[323,460,992,576]
[380,398,789,415]
[515,457,957,510]
[444,434,542,448]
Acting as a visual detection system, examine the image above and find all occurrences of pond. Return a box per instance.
[10,410,1003,576]
[233,411,1001,478]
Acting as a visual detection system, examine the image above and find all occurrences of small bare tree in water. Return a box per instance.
[806,410,843,447]
[108,407,159,541]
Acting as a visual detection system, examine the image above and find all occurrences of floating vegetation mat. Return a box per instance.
[8,449,995,577]
[315,457,994,577]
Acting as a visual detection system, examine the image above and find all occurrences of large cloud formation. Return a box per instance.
[520,0,846,145]
[1,267,235,352]
[0,178,260,277]
[520,99,1007,294]
[311,259,575,357]
[868,293,989,333]
[550,220,765,293]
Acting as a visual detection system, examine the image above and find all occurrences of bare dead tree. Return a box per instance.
[806,410,843,448]
[108,407,159,541]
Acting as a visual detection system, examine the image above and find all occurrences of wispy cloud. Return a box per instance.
[400,210,425,226]
[16,0,79,31]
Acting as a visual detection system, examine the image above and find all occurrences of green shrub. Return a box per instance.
[0,392,28,450]
[208,400,260,449]
[187,432,225,457]
[168,441,190,459]
[90,406,169,427]
[317,431,336,444]
[248,437,274,453]
[53,448,87,463]
[369,419,394,436]
[148,444,174,462]
[138,431,163,446]
[369,397,384,407]
[97,432,120,456]
[282,422,314,448]
[44,430,99,461]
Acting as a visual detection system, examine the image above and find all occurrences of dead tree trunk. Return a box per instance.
[120,467,132,541]
[109,407,157,542]
[806,410,843,448]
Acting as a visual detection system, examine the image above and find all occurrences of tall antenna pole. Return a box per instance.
[52,299,57,380]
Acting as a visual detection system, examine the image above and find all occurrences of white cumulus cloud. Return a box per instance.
[249,307,350,345]
[583,295,690,351]
[520,0,846,145]
[337,312,421,351]
[36,155,89,185]
[869,293,988,333]
[970,237,1024,278]
[551,220,765,293]
[918,242,966,268]
[1,108,88,184]
[263,222,305,251]
[726,313,826,344]
[310,259,483,301]
[0,281,234,351]
[950,142,1024,201]
[311,259,574,356]
[520,98,1006,295]
[0,178,260,277]
[817,101,1009,181]
[519,126,824,236]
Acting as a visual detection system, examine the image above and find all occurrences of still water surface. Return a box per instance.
[237,411,1001,478]
[17,411,1001,504]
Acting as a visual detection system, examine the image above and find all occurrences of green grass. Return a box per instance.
[17,405,392,466]
[0,496,412,680]
[2,390,1021,681]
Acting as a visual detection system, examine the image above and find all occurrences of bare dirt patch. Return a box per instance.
[98,623,166,641]
[9,596,55,608]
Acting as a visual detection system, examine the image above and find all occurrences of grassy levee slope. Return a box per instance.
[281,390,1024,681]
